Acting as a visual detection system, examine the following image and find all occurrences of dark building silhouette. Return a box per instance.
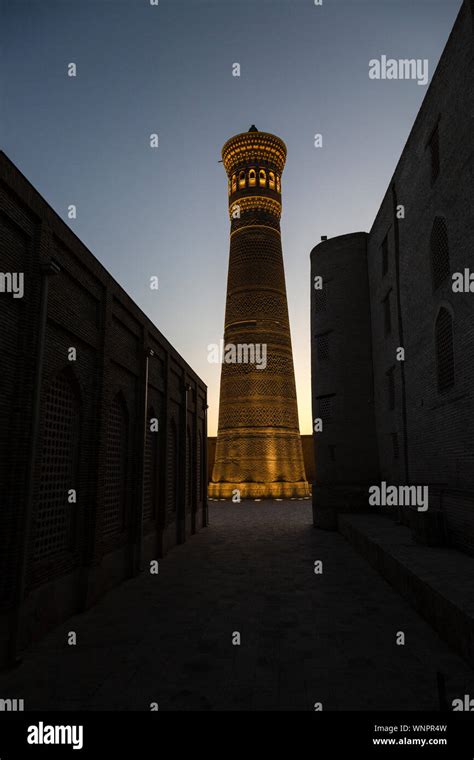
[210,126,309,499]
[310,1,474,550]
[0,152,208,667]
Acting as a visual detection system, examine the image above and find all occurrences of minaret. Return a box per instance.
[209,126,309,499]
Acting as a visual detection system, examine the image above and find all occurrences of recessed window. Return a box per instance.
[314,282,327,313]
[316,332,330,361]
[167,418,178,513]
[435,307,454,393]
[317,393,335,424]
[238,170,246,189]
[259,169,266,187]
[386,367,395,410]
[185,425,193,511]
[431,216,450,290]
[391,432,399,460]
[103,393,129,537]
[143,407,159,522]
[383,291,392,336]
[269,171,275,190]
[248,169,256,187]
[35,371,80,560]
[427,124,440,184]
[381,234,389,276]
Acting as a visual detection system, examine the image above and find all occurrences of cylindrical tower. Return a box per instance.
[209,125,309,499]
[310,232,379,528]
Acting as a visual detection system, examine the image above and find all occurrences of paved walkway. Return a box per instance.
[2,502,474,710]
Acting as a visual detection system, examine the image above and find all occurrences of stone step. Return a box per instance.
[339,514,474,669]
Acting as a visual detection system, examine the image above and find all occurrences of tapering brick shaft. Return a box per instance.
[209,127,309,499]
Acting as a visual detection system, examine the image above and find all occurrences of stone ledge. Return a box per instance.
[338,514,474,668]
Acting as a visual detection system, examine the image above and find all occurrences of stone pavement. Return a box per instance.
[1,501,474,711]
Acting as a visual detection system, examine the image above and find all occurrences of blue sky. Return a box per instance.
[1,0,462,433]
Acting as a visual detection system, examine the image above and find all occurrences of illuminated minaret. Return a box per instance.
[209,126,309,499]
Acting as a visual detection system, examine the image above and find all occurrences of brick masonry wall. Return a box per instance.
[310,1,474,548]
[367,0,474,552]
[310,233,380,527]
[0,151,207,665]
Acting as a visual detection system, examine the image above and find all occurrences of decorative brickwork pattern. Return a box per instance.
[103,394,128,537]
[143,408,158,522]
[34,372,80,560]
[210,127,309,499]
[0,150,207,663]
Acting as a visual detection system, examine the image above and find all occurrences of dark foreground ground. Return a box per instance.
[2,502,474,710]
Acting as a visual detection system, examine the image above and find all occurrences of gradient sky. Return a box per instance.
[1,0,461,435]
